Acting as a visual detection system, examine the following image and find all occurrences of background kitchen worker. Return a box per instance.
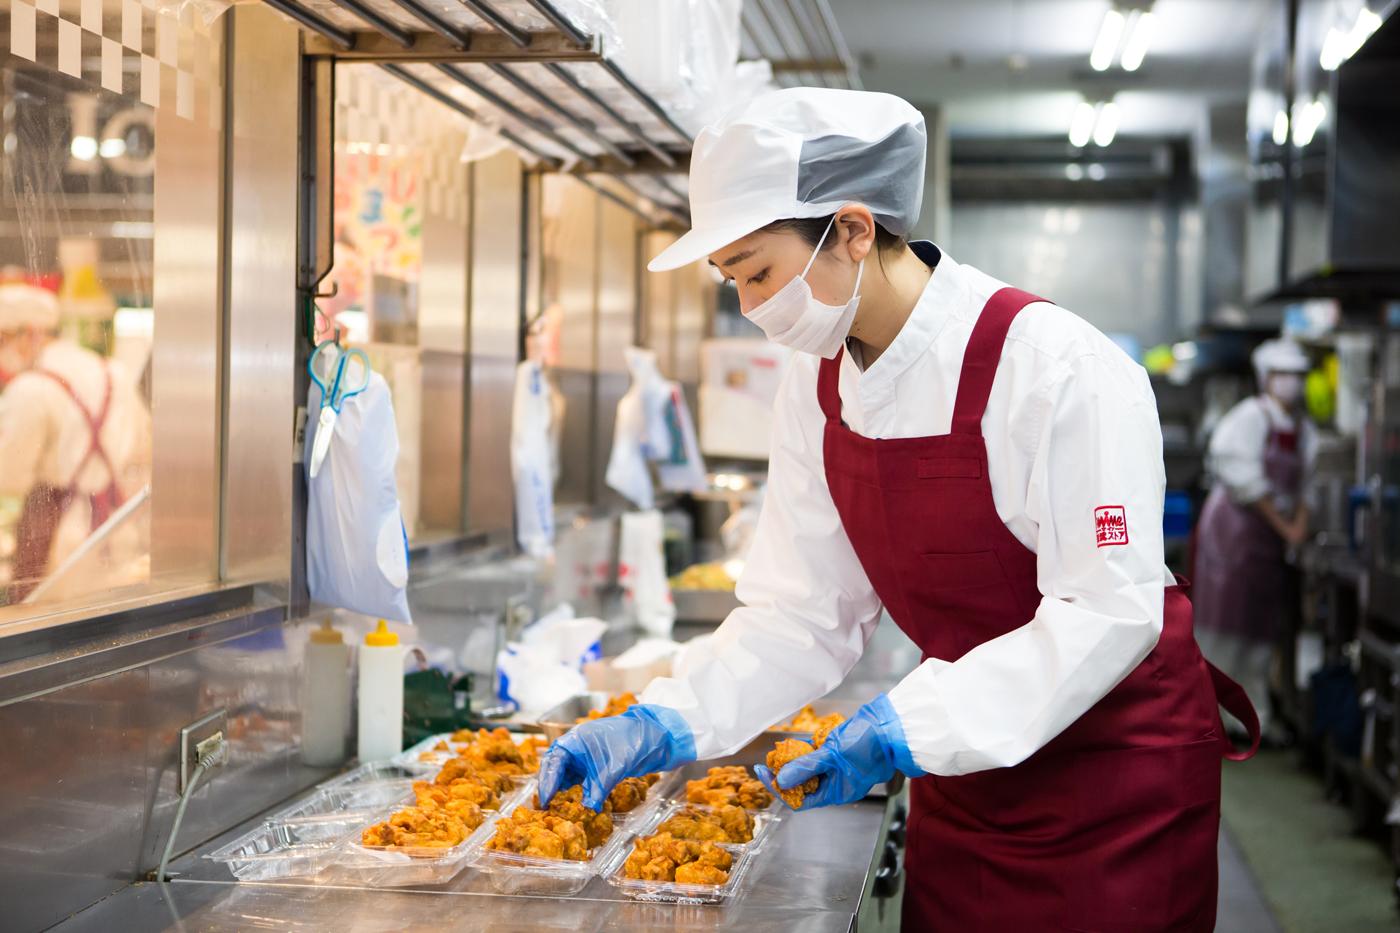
[538,87,1256,931]
[1194,337,1314,739]
[0,283,151,604]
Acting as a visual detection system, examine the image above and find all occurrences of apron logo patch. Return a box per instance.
[1095,505,1129,547]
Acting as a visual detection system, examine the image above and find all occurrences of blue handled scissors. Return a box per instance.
[307,341,371,479]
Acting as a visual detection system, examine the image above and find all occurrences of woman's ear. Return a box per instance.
[835,205,875,264]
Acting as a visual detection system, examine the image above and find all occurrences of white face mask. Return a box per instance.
[1268,372,1304,406]
[745,218,863,359]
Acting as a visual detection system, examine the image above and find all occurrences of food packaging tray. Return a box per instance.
[391,729,547,775]
[602,839,757,905]
[324,761,425,786]
[667,770,787,817]
[205,815,362,882]
[634,799,777,851]
[470,780,635,896]
[326,805,496,888]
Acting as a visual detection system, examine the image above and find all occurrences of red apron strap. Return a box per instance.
[951,287,1046,435]
[817,348,844,423]
[1206,658,1261,761]
[23,367,123,526]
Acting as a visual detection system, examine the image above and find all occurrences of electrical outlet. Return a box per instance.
[179,709,227,794]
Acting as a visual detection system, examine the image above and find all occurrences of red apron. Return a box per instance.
[817,287,1259,932]
[8,366,123,602]
[1194,420,1303,642]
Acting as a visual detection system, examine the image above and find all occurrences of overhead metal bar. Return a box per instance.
[814,0,862,90]
[379,63,562,169]
[379,0,473,48]
[324,0,415,47]
[434,63,598,168]
[752,0,821,88]
[457,0,531,47]
[262,0,356,49]
[768,57,849,73]
[517,0,591,49]
[486,63,634,166]
[303,29,600,60]
[542,63,676,168]
[597,60,691,143]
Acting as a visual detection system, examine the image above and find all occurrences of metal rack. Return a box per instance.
[740,0,861,91]
[263,0,694,222]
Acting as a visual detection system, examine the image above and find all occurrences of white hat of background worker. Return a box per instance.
[1251,338,1309,384]
[0,283,59,332]
[648,87,927,272]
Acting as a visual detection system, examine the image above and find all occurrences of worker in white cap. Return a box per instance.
[0,282,151,604]
[540,87,1257,930]
[1194,337,1314,739]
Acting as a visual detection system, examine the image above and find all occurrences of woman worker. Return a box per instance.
[539,87,1257,930]
[1194,338,1313,739]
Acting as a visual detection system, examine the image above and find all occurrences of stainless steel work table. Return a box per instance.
[52,622,919,932]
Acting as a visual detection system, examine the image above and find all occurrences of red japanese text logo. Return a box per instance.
[1095,506,1129,547]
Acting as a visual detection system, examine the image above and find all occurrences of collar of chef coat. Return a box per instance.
[844,239,970,411]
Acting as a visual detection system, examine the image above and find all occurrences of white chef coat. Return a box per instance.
[0,340,151,599]
[1206,393,1315,512]
[642,243,1172,777]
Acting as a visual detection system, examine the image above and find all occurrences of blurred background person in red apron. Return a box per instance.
[1195,337,1314,742]
[539,87,1257,931]
[0,282,151,606]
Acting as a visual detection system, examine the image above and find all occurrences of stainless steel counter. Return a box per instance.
[52,619,921,932]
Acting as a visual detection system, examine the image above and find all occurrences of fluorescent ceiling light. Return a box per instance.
[1272,109,1289,146]
[1347,7,1383,58]
[1092,101,1119,146]
[1119,10,1155,71]
[1069,100,1098,147]
[69,136,98,161]
[1087,162,1107,181]
[1090,7,1126,72]
[1291,97,1326,147]
[1319,26,1349,70]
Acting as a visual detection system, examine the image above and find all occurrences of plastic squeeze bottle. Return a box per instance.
[357,620,404,762]
[303,620,350,767]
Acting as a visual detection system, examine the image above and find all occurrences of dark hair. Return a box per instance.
[761,214,907,259]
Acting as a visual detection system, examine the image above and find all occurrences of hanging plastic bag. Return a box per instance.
[655,385,707,494]
[606,347,666,508]
[618,509,676,637]
[512,359,556,558]
[304,372,413,623]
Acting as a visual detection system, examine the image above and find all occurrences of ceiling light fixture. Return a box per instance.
[1119,10,1156,71]
[1092,101,1120,146]
[1271,109,1290,146]
[1090,7,1127,71]
[1069,100,1098,147]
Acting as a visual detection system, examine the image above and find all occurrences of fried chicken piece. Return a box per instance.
[738,779,774,810]
[432,739,451,752]
[657,816,729,843]
[531,785,614,848]
[684,766,773,810]
[776,706,846,741]
[766,738,818,809]
[621,833,733,885]
[360,805,478,850]
[812,716,842,747]
[675,862,729,885]
[432,757,516,794]
[657,805,754,844]
[607,776,651,813]
[577,692,639,723]
[486,808,590,861]
[415,776,500,812]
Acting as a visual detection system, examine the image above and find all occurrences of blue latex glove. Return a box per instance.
[537,704,697,810]
[755,694,923,810]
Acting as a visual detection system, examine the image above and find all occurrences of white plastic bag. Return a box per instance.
[655,385,707,495]
[606,347,666,507]
[618,510,676,636]
[512,360,556,558]
[304,373,413,623]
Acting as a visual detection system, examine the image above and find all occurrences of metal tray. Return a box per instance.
[536,691,611,742]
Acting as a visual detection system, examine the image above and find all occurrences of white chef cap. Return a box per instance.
[648,87,927,271]
[1251,338,1309,383]
[0,283,60,333]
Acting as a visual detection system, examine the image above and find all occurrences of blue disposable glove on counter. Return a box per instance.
[755,694,924,810]
[537,704,697,810]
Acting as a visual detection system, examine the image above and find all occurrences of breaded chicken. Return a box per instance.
[766,738,818,809]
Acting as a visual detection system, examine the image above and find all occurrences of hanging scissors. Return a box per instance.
[307,341,371,479]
